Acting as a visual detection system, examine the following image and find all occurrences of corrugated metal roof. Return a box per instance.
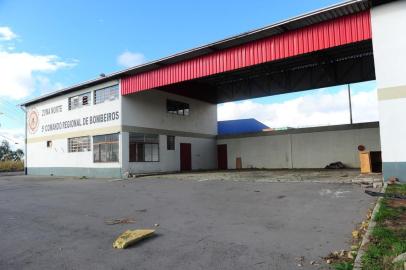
[121,11,372,94]
[218,119,269,135]
[20,0,394,106]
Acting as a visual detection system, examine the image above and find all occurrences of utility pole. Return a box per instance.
[347,84,353,125]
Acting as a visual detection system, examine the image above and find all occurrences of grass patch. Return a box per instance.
[333,262,353,270]
[386,184,406,196]
[362,184,406,270]
[374,200,403,222]
[0,160,24,172]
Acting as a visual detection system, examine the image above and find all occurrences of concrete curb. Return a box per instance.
[353,183,387,270]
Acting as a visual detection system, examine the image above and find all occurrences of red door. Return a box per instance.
[180,143,192,171]
[217,144,228,170]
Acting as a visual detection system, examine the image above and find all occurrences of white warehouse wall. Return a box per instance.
[217,123,380,169]
[372,1,406,181]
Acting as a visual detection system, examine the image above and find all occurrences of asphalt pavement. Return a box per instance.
[0,175,376,270]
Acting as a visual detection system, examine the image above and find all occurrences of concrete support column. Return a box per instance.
[120,132,129,175]
[372,1,406,181]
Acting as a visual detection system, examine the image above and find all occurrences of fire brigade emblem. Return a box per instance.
[28,109,39,134]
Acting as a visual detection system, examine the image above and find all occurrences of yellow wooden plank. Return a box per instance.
[359,152,371,174]
[113,229,155,249]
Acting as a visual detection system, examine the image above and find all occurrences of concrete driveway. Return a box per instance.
[0,175,375,270]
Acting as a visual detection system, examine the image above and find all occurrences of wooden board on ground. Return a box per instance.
[113,229,155,249]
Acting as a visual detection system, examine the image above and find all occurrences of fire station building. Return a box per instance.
[21,0,406,181]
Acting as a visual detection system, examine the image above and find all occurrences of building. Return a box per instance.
[218,119,269,136]
[21,0,406,181]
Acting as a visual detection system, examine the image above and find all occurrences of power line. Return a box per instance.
[0,134,22,145]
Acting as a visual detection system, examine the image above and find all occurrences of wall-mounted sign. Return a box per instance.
[28,109,39,134]
[42,105,62,116]
[40,111,120,133]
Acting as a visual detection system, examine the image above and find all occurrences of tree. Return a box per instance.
[15,149,24,160]
[0,140,11,160]
[0,140,24,161]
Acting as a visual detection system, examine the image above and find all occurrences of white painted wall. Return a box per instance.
[217,125,380,169]
[121,89,217,135]
[120,89,218,174]
[121,133,216,174]
[26,80,122,169]
[372,1,406,90]
[372,1,406,168]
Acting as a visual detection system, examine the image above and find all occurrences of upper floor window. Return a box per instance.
[94,85,119,105]
[68,136,91,152]
[167,99,190,116]
[68,92,90,110]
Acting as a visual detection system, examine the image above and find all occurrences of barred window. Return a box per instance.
[68,92,90,110]
[94,85,119,105]
[129,133,159,162]
[68,136,91,152]
[167,135,175,150]
[167,99,190,116]
[93,133,119,162]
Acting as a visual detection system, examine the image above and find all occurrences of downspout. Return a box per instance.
[20,106,27,175]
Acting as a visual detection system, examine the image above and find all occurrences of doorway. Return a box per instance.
[180,143,192,171]
[217,144,228,170]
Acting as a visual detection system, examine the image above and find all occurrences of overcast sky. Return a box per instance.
[0,0,378,148]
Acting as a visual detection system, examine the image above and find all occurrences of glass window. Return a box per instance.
[129,133,159,162]
[93,133,119,162]
[167,99,190,116]
[68,92,91,110]
[94,85,119,105]
[68,136,91,152]
[167,135,175,150]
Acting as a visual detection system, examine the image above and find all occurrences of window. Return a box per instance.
[129,133,159,162]
[93,133,119,162]
[167,99,190,116]
[167,135,175,150]
[46,141,52,148]
[94,85,119,104]
[68,92,91,110]
[68,136,91,152]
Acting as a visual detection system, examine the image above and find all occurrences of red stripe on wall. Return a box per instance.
[121,10,371,95]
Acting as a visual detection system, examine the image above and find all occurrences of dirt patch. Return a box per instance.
[387,198,406,208]
[383,199,406,229]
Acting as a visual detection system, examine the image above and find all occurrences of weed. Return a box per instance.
[333,262,353,270]
[362,184,406,270]
[386,184,406,196]
[374,199,401,222]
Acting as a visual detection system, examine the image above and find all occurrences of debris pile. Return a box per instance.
[325,161,346,169]
[387,176,400,185]
[324,249,358,265]
[104,218,136,225]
